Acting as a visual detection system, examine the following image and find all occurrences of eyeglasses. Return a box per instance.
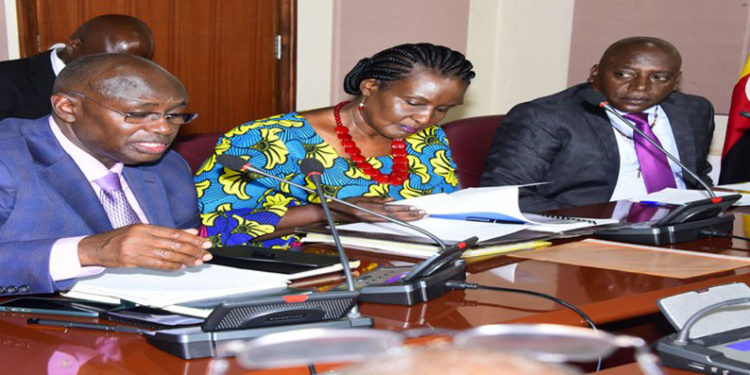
[68,91,198,125]
[216,324,664,375]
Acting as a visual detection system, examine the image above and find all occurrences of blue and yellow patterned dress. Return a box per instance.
[195,112,458,248]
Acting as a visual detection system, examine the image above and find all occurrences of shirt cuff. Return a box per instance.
[50,237,106,281]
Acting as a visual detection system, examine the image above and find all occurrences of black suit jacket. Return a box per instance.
[0,50,56,121]
[479,83,715,212]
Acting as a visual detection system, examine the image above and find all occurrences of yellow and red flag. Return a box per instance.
[720,55,750,184]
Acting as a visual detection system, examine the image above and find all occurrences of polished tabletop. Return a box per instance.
[4,205,750,374]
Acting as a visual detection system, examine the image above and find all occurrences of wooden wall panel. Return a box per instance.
[17,0,294,134]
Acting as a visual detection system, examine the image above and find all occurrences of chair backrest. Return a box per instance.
[172,132,222,173]
[442,115,504,188]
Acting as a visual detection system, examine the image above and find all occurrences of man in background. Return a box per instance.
[0,14,154,120]
[480,36,714,212]
[0,53,210,296]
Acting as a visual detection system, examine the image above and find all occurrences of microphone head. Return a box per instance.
[581,89,607,107]
[216,154,249,171]
[300,158,325,176]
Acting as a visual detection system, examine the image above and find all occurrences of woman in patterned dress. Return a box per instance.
[195,43,475,248]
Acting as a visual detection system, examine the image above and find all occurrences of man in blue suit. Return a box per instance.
[0,53,212,295]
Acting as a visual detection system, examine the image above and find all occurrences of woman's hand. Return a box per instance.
[330,197,427,223]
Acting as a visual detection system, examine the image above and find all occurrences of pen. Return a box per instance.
[27,317,152,334]
[638,201,671,207]
[465,216,526,225]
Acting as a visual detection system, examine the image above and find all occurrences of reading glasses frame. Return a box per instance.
[68,91,198,125]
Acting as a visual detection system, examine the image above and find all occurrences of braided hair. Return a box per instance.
[343,43,475,95]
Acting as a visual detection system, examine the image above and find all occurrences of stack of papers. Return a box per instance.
[387,186,617,232]
[62,264,291,317]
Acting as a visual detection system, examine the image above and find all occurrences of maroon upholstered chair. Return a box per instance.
[172,132,222,173]
[442,115,504,188]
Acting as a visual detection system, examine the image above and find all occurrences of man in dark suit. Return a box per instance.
[0,53,211,295]
[480,37,714,212]
[0,14,153,121]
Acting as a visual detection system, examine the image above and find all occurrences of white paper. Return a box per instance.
[68,264,291,307]
[338,217,528,242]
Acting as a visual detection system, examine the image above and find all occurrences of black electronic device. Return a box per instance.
[581,89,740,245]
[334,237,477,305]
[655,283,750,374]
[595,195,740,245]
[209,245,349,275]
[100,306,204,330]
[0,297,116,318]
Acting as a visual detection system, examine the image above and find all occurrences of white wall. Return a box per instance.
[452,0,575,122]
[2,0,18,60]
[295,0,333,112]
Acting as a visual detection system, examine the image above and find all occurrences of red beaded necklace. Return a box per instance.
[333,101,409,185]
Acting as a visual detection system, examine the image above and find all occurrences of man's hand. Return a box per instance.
[330,197,427,223]
[78,224,213,270]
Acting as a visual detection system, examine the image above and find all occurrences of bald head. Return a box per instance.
[599,37,681,70]
[589,36,682,112]
[58,14,154,64]
[53,53,182,99]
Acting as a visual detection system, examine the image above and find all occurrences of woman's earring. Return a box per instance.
[358,97,366,111]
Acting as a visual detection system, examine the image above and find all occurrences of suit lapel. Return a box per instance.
[576,89,620,172]
[661,97,697,176]
[123,167,175,227]
[25,118,112,232]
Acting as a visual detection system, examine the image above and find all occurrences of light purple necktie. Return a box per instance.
[94,172,141,228]
[623,112,677,193]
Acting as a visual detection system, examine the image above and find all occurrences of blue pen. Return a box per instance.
[639,200,671,207]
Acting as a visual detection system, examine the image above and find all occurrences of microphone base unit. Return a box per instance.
[339,260,467,305]
[656,333,750,374]
[594,214,734,246]
[146,315,374,359]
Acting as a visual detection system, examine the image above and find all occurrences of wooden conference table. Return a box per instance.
[2,204,750,374]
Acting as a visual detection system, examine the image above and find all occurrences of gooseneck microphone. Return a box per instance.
[580,89,715,198]
[215,154,450,250]
[299,158,355,292]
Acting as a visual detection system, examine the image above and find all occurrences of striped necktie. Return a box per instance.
[94,172,141,228]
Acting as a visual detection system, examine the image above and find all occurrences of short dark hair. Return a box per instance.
[343,42,475,95]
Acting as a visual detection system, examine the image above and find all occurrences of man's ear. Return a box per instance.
[588,64,599,83]
[359,78,381,97]
[674,71,683,91]
[51,93,77,123]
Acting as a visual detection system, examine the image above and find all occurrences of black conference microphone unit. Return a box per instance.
[656,296,750,374]
[216,154,477,306]
[581,89,740,245]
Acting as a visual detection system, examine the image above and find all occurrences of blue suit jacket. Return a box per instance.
[0,117,200,295]
[480,83,714,212]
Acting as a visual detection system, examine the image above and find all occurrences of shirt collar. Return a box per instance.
[49,43,66,76]
[48,116,124,182]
